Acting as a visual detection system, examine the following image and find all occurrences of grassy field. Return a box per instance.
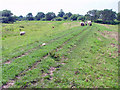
[1,21,118,88]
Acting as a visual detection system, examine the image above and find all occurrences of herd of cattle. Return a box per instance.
[20,21,92,36]
[80,21,92,26]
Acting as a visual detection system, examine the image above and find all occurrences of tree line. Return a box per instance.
[0,9,120,24]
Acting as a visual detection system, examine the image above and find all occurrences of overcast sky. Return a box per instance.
[0,0,119,16]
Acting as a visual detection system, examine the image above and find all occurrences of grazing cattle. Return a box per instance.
[87,21,92,26]
[80,22,84,26]
[42,43,46,46]
[20,31,25,36]
[52,26,54,28]
[85,21,87,26]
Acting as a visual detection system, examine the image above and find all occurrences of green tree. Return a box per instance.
[101,9,116,22]
[54,17,63,21]
[65,12,72,17]
[62,12,72,20]
[63,16,68,20]
[2,10,13,17]
[18,15,25,21]
[77,15,85,21]
[58,9,65,17]
[26,13,34,21]
[1,10,16,23]
[70,14,79,21]
[84,14,91,20]
[45,12,56,21]
[87,10,100,21]
[35,12,45,20]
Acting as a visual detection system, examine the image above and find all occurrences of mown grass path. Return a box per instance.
[19,24,94,89]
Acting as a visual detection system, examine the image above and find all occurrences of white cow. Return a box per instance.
[87,21,92,26]
[20,31,25,35]
[85,21,87,26]
[42,43,46,46]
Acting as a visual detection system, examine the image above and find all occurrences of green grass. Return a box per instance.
[43,25,118,88]
[2,21,87,84]
[27,23,118,88]
[2,21,81,62]
[2,21,118,88]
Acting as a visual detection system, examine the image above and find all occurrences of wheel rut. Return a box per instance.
[2,26,91,88]
[3,26,86,65]
[22,26,94,88]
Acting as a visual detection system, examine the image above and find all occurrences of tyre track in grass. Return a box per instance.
[2,27,87,88]
[38,26,95,88]
[2,26,91,88]
[41,26,95,88]
[2,22,69,63]
[3,25,85,64]
[68,26,97,54]
[20,26,94,88]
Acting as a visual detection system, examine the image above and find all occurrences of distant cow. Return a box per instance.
[52,26,54,28]
[87,21,92,26]
[42,43,46,46]
[20,31,25,35]
[85,21,87,26]
[80,22,84,26]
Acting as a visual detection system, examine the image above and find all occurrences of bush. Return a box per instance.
[2,17,16,23]
[41,18,46,21]
[63,16,68,20]
[94,20,120,25]
[54,17,63,21]
[70,15,78,21]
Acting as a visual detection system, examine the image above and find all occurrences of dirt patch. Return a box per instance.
[99,31,108,38]
[31,81,38,86]
[16,53,28,59]
[24,67,56,88]
[61,63,65,65]
[107,48,118,58]
[3,52,29,65]
[42,73,48,77]
[2,80,15,88]
[41,67,56,77]
[112,56,116,58]
[104,31,118,41]
[99,31,118,41]
[48,67,56,76]
[16,76,21,79]
[4,60,11,64]
[109,52,118,58]
[99,31,118,58]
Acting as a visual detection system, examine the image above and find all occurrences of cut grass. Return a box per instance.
[2,21,118,88]
[2,22,88,85]
[33,24,118,88]
[2,21,82,62]
[10,26,94,88]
